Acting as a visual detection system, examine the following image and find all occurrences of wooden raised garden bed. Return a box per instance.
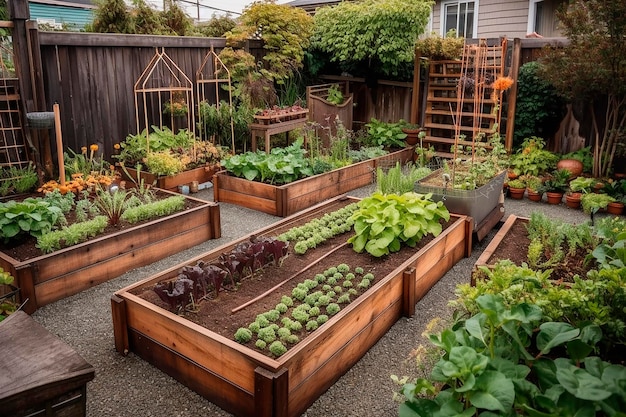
[0,190,221,313]
[121,165,218,192]
[111,196,473,417]
[213,147,414,217]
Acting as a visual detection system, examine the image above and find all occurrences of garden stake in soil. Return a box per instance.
[231,241,350,314]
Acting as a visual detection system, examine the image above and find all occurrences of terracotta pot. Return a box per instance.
[527,190,543,202]
[565,192,582,209]
[546,191,564,205]
[607,201,624,215]
[557,159,583,178]
[508,187,525,200]
[402,128,423,146]
[507,170,519,181]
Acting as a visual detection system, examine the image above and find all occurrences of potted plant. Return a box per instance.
[566,176,597,209]
[524,175,544,202]
[581,192,616,215]
[540,168,571,204]
[399,120,425,146]
[509,136,559,177]
[506,178,526,199]
[415,135,509,240]
[599,178,626,215]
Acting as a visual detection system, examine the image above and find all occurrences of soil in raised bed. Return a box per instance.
[484,219,591,283]
[132,203,455,356]
[0,192,206,262]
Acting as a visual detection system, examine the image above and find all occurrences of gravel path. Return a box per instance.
[30,186,591,417]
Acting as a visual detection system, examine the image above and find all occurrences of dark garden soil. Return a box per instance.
[133,202,455,356]
[0,193,206,262]
[484,219,591,283]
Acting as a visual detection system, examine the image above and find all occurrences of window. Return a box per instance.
[442,1,476,38]
[527,0,564,37]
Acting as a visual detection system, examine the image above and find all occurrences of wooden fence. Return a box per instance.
[11,19,562,169]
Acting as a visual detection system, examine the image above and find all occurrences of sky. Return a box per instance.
[148,0,292,21]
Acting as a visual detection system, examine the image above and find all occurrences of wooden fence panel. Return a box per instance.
[37,33,264,159]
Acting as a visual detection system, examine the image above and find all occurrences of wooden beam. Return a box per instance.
[410,49,421,125]
[505,38,522,152]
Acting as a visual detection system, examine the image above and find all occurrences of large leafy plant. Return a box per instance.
[399,294,626,417]
[310,0,431,79]
[0,198,63,242]
[221,140,314,184]
[364,118,407,149]
[348,192,450,257]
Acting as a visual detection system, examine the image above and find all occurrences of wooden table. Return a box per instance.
[0,311,95,416]
[250,116,308,153]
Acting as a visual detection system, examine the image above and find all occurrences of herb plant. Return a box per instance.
[348,192,449,257]
[376,162,431,195]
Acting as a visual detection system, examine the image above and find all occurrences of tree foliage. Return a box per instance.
[195,14,237,37]
[310,0,432,78]
[538,0,626,177]
[225,0,313,82]
[88,0,192,35]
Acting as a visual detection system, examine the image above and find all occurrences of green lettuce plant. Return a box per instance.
[0,198,63,241]
[348,192,450,257]
[398,294,626,417]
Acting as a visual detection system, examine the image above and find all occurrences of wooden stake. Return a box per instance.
[53,103,65,186]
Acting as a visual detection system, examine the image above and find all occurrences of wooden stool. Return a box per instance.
[250,117,308,153]
[0,311,95,416]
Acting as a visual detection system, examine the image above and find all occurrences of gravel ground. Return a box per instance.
[30,186,592,417]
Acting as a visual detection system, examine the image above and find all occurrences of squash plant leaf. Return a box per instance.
[468,370,515,411]
[536,322,580,355]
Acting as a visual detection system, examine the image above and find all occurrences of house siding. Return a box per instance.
[477,0,529,38]
[29,3,93,29]
[432,0,531,39]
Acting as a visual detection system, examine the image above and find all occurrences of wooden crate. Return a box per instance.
[213,147,414,217]
[111,196,473,417]
[0,190,221,313]
[0,311,95,416]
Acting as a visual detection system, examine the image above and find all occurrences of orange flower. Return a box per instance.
[493,76,514,91]
[90,144,99,152]
[81,146,87,154]
[114,143,120,150]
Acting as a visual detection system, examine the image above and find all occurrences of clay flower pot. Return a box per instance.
[527,189,543,202]
[557,159,583,178]
[607,201,625,215]
[508,187,525,200]
[546,191,564,205]
[565,192,582,209]
[402,127,424,146]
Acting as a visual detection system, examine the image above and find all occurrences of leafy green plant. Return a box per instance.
[563,146,593,174]
[120,195,185,223]
[0,163,38,196]
[541,168,572,194]
[36,216,108,254]
[414,29,465,61]
[398,294,626,417]
[513,61,565,148]
[507,178,526,189]
[348,192,450,257]
[569,176,598,194]
[581,193,616,215]
[509,136,559,176]
[93,186,130,225]
[115,126,195,168]
[376,162,431,195]
[364,118,407,149]
[144,151,186,176]
[311,0,431,79]
[326,84,344,105]
[222,140,314,184]
[0,198,63,241]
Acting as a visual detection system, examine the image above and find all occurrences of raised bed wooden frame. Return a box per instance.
[472,214,528,285]
[121,165,218,192]
[0,190,221,313]
[213,147,415,217]
[111,196,473,417]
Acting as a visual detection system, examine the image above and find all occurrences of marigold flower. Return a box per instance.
[493,76,514,91]
[90,144,99,152]
[81,146,87,154]
[114,143,120,150]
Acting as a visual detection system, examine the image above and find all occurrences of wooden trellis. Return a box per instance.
[134,48,195,152]
[0,41,30,171]
[423,38,507,158]
[195,46,234,150]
